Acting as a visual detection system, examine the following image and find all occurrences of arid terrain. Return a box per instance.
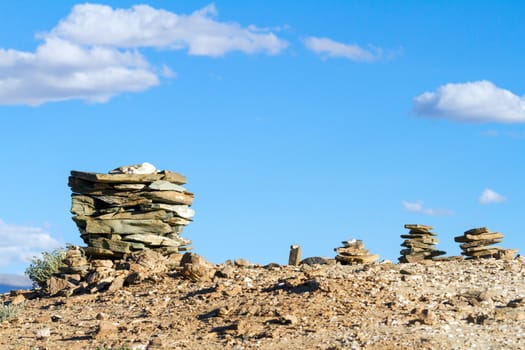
[2,256,525,350]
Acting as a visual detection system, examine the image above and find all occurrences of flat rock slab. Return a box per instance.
[70,170,187,185]
[465,245,501,253]
[465,232,504,241]
[141,203,195,219]
[463,248,501,257]
[71,170,164,184]
[76,218,172,235]
[148,180,187,192]
[93,195,151,207]
[401,241,436,249]
[142,191,194,206]
[405,224,433,231]
[122,233,182,247]
[336,254,379,264]
[95,210,171,221]
[335,247,370,255]
[89,238,132,254]
[83,247,122,258]
[460,239,503,250]
[464,227,490,235]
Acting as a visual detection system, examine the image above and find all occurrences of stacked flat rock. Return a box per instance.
[69,162,194,259]
[454,227,504,259]
[399,224,446,263]
[335,239,379,265]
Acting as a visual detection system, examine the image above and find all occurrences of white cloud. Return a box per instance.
[0,3,287,106]
[479,189,506,204]
[402,200,452,216]
[414,80,525,123]
[303,36,382,62]
[0,219,62,274]
[47,3,287,56]
[0,38,158,106]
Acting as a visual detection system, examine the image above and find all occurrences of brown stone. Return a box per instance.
[495,249,518,260]
[460,239,503,249]
[404,224,433,230]
[464,227,490,235]
[95,210,171,220]
[83,247,122,259]
[77,218,172,235]
[142,190,194,206]
[70,170,164,184]
[89,238,131,254]
[95,320,119,340]
[46,277,75,296]
[288,245,302,266]
[160,170,187,185]
[465,232,504,241]
[180,253,215,281]
[463,248,500,257]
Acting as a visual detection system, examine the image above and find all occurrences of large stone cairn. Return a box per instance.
[454,227,513,259]
[335,239,379,265]
[69,162,195,259]
[399,224,446,263]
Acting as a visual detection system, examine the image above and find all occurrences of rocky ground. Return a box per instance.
[2,256,525,350]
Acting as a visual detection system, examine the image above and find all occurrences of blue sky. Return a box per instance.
[1,1,525,276]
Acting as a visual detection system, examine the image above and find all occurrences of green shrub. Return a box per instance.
[0,303,24,322]
[25,248,66,288]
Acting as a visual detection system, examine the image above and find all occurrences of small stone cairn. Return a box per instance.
[69,162,194,259]
[335,239,379,265]
[399,224,446,263]
[454,227,516,259]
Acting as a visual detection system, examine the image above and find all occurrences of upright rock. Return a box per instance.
[288,244,302,266]
[399,224,446,263]
[335,239,379,265]
[69,163,194,259]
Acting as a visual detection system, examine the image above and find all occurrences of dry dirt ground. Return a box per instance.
[2,258,525,349]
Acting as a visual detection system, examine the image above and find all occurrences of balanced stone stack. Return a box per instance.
[454,227,505,259]
[69,163,195,259]
[335,239,379,265]
[399,224,446,263]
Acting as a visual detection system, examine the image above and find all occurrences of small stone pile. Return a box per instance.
[60,245,90,277]
[335,239,379,265]
[454,227,511,259]
[69,162,194,259]
[399,224,446,263]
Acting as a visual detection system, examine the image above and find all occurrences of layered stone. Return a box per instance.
[69,163,194,259]
[334,239,379,265]
[455,227,514,259]
[399,224,446,263]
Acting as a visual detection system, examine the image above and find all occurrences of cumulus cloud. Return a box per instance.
[402,200,452,216]
[0,219,62,273]
[0,3,287,106]
[0,38,158,105]
[414,80,525,123]
[48,4,287,56]
[479,189,506,204]
[303,36,382,62]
